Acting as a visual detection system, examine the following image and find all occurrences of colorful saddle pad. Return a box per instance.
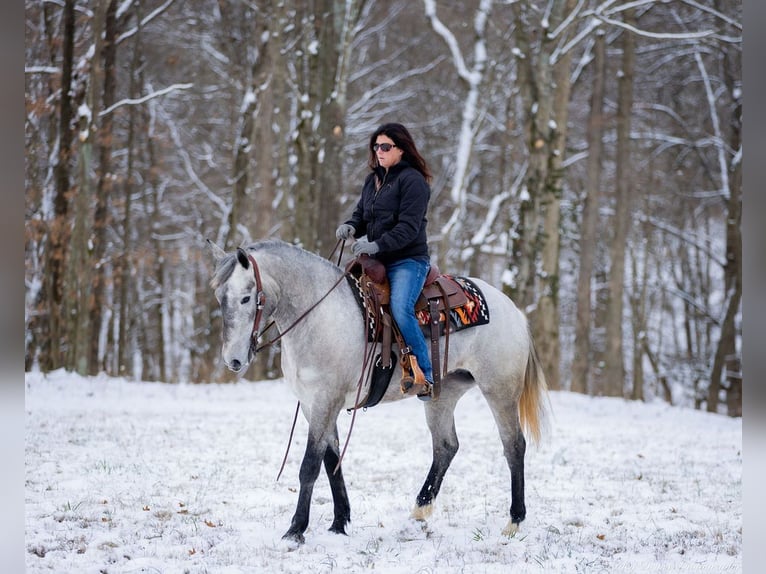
[415,276,490,336]
[346,274,490,342]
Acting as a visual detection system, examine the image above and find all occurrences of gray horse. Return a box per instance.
[209,239,547,544]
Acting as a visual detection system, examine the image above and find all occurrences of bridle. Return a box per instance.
[244,242,348,358]
[241,241,370,477]
[245,253,267,361]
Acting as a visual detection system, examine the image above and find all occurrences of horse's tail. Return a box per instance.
[518,326,549,445]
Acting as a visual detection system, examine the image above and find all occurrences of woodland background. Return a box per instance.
[24,0,742,416]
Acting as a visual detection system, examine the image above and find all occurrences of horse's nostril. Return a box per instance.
[231,359,241,371]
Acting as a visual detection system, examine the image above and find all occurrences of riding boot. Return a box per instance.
[400,352,431,398]
[399,347,415,393]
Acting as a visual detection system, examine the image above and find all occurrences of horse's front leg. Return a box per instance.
[283,432,326,544]
[323,424,351,535]
[282,417,350,543]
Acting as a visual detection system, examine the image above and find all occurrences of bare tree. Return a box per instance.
[422,0,491,268]
[23,0,741,411]
[42,0,76,371]
[571,29,606,395]
[602,9,636,397]
[88,0,120,375]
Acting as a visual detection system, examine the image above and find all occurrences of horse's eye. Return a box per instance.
[241,296,251,304]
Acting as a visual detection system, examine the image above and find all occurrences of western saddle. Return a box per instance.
[346,255,468,401]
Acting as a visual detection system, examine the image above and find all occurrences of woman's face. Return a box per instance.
[374,135,403,170]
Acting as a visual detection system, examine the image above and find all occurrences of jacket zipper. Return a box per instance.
[371,170,389,222]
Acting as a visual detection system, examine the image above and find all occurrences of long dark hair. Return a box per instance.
[367,123,432,184]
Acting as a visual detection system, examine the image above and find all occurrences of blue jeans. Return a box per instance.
[387,258,433,383]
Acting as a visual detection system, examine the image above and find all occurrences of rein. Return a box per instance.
[247,241,347,356]
[242,240,365,480]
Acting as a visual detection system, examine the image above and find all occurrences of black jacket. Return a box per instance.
[346,161,430,265]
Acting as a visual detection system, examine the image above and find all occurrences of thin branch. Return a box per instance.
[592,13,714,40]
[423,0,479,85]
[693,49,730,201]
[641,214,727,268]
[548,0,586,40]
[677,0,742,30]
[116,0,177,44]
[99,83,193,117]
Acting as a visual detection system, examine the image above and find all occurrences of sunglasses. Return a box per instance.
[373,143,397,152]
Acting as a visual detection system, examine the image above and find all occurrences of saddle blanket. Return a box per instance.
[415,275,490,336]
[347,273,490,342]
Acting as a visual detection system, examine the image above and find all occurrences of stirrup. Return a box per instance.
[417,380,433,402]
[400,373,415,394]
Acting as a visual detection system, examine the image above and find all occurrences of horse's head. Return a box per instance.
[208,240,263,374]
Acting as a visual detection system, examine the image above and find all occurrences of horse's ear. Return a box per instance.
[236,247,250,269]
[206,238,227,262]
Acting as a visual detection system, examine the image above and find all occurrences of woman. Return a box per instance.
[335,123,434,400]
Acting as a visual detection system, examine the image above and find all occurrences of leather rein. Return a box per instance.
[245,241,348,357]
[242,241,371,479]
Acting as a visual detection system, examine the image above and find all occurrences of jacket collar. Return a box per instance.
[373,159,411,181]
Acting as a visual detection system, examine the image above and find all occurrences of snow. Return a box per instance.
[25,371,741,573]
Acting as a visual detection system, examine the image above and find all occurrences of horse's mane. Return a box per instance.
[210,239,342,289]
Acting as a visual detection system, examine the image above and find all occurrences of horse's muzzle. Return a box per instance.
[226,345,254,373]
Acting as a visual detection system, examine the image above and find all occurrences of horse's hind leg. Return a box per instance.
[504,417,526,535]
[323,425,351,535]
[484,392,527,536]
[412,397,462,521]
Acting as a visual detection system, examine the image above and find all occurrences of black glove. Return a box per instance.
[352,239,380,256]
[335,223,355,240]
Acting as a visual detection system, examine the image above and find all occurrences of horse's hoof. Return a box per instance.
[501,520,519,537]
[328,524,348,536]
[281,531,305,545]
[410,503,433,521]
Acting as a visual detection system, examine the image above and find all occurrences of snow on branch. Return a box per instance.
[591,13,714,40]
[423,0,482,85]
[347,58,444,117]
[155,101,228,218]
[99,83,193,117]
[548,0,586,40]
[677,0,741,30]
[470,162,527,246]
[693,49,730,202]
[641,214,727,268]
[117,0,177,44]
[25,66,60,75]
[551,17,601,64]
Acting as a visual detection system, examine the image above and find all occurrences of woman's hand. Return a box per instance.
[335,224,356,240]
[352,239,379,256]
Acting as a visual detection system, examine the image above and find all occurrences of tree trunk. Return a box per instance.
[571,31,606,395]
[708,284,741,413]
[602,13,635,397]
[66,1,109,374]
[531,0,577,392]
[708,1,742,415]
[511,0,576,391]
[221,1,271,250]
[630,211,651,402]
[41,0,77,370]
[510,0,543,312]
[116,3,148,378]
[424,0,491,269]
[88,0,119,375]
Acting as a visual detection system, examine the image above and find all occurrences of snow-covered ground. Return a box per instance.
[25,371,741,573]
